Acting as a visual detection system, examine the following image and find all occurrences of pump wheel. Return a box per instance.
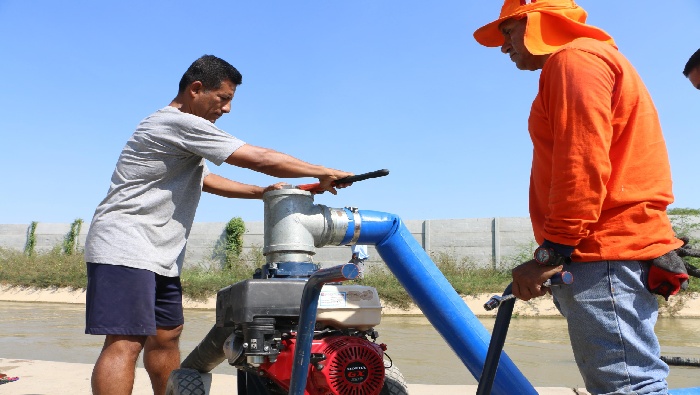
[165,369,205,395]
[380,364,409,395]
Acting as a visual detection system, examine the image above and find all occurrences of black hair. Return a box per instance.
[178,55,243,93]
[683,49,700,77]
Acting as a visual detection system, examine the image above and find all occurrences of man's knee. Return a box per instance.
[148,325,184,349]
[159,324,184,338]
[102,335,147,358]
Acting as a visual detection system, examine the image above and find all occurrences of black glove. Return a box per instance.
[647,250,689,300]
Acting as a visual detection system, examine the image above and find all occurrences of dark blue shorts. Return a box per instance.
[85,262,184,336]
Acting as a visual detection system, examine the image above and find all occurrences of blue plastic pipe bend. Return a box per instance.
[357,210,538,395]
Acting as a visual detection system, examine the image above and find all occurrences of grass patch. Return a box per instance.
[1,246,698,311]
[359,267,411,309]
[431,251,514,296]
[0,247,515,308]
[180,248,263,301]
[179,266,254,301]
[0,247,86,289]
[349,251,514,310]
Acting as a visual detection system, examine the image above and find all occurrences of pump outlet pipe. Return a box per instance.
[289,263,359,395]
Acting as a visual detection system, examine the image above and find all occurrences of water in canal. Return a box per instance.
[0,301,698,388]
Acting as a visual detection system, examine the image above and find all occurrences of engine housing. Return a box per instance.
[260,336,386,395]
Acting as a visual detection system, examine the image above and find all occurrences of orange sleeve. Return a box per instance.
[538,49,615,246]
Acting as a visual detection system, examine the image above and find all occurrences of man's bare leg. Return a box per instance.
[92,335,147,395]
[143,325,184,395]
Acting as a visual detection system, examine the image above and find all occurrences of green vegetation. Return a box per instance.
[224,217,246,268]
[668,207,700,277]
[212,217,247,269]
[180,247,265,300]
[1,243,697,310]
[361,251,514,309]
[668,207,700,216]
[663,208,700,313]
[24,221,37,256]
[1,247,86,289]
[1,210,698,311]
[0,245,517,308]
[669,208,700,243]
[63,218,84,255]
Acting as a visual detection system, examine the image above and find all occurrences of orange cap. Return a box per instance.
[473,0,616,55]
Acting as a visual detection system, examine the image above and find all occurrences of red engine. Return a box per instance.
[259,336,386,395]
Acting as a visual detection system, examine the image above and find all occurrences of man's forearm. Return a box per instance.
[225,145,330,178]
[202,173,265,199]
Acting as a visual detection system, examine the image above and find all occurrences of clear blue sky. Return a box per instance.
[1,1,698,225]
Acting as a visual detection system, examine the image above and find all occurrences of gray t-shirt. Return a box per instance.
[84,106,246,277]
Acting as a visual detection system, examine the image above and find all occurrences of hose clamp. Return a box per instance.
[346,206,361,245]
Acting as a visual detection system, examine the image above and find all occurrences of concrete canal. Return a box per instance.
[0,301,698,389]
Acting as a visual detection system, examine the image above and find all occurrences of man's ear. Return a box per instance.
[188,81,203,98]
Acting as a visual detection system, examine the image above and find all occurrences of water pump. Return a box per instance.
[166,173,407,395]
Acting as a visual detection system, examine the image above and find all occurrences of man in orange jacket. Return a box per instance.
[474,1,684,393]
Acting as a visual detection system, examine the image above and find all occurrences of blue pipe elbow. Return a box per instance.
[340,209,399,246]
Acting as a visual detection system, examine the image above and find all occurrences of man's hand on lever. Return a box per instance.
[511,259,563,301]
[316,170,354,195]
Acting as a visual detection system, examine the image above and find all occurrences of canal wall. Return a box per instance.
[1,215,698,270]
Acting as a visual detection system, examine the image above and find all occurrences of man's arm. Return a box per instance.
[225,144,352,194]
[538,48,615,247]
[513,49,614,301]
[202,173,286,199]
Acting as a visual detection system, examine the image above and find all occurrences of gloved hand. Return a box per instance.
[676,237,700,278]
[647,250,689,301]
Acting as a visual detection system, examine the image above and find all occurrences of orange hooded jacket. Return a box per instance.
[528,38,682,261]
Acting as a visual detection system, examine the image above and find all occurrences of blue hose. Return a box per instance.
[356,210,537,395]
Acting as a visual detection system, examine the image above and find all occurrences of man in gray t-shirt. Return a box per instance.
[85,55,352,395]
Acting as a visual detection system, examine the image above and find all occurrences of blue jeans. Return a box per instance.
[551,260,669,395]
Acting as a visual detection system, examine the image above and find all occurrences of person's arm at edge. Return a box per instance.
[224,144,352,194]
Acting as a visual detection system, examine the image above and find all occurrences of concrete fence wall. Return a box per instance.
[2,216,698,271]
